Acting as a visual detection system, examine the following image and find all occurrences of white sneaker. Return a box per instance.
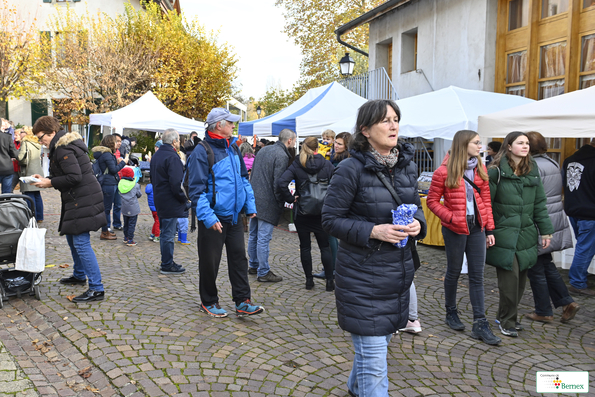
[399,319,422,334]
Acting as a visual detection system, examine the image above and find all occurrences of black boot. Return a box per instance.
[445,307,465,331]
[326,279,335,292]
[471,319,501,345]
[305,277,314,290]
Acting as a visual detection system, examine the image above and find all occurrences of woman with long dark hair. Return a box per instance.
[487,131,554,337]
[322,99,426,396]
[92,135,127,240]
[277,137,335,291]
[525,131,579,323]
[427,130,500,345]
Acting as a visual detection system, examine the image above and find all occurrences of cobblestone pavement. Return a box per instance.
[1,188,594,396]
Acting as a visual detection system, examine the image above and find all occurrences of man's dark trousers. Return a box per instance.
[197,220,251,306]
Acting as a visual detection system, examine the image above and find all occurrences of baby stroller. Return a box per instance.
[0,194,42,307]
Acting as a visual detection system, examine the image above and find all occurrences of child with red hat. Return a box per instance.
[118,166,142,246]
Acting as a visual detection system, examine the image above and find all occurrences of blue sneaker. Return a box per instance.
[149,234,155,241]
[235,299,264,317]
[200,303,228,318]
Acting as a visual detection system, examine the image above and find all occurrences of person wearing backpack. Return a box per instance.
[277,137,335,291]
[92,135,127,240]
[187,108,264,318]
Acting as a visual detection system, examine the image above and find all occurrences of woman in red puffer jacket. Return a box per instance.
[427,129,499,345]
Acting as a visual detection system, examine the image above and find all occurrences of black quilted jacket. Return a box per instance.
[49,131,106,235]
[321,142,426,336]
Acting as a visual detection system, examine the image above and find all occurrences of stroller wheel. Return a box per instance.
[34,285,41,300]
[0,295,3,308]
[34,274,42,286]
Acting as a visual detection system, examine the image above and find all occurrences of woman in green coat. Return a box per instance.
[487,131,554,338]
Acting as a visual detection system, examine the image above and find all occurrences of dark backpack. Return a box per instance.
[297,172,329,216]
[92,160,108,184]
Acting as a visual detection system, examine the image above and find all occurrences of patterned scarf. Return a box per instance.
[370,146,399,169]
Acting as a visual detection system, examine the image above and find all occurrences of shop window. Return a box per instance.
[509,0,529,31]
[539,42,566,99]
[542,0,568,18]
[545,138,562,164]
[584,0,595,9]
[506,50,527,96]
[580,33,595,89]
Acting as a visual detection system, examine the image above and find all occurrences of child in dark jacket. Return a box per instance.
[118,167,142,246]
[145,182,159,242]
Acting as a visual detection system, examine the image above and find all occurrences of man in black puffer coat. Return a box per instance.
[32,116,106,303]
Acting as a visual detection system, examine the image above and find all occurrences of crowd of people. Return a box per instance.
[2,100,595,396]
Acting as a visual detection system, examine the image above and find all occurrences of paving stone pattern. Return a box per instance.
[1,188,594,396]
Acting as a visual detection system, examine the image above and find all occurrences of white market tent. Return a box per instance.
[238,82,367,137]
[89,91,205,135]
[327,86,534,139]
[478,85,595,138]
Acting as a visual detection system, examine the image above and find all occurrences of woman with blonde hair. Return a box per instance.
[427,130,500,345]
[487,131,554,337]
[277,136,335,290]
[17,127,45,221]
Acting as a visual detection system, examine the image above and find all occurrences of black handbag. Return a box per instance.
[297,172,329,216]
[375,171,422,270]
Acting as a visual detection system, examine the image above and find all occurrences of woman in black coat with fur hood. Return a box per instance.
[32,116,106,303]
[321,100,426,397]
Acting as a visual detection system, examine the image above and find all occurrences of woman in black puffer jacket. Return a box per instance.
[277,137,335,291]
[321,100,426,397]
[32,116,106,303]
[92,135,126,240]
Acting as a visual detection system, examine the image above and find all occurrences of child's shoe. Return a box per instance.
[126,240,137,247]
[153,236,160,243]
[149,234,155,241]
[178,233,190,245]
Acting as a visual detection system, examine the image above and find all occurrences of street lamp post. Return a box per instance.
[256,105,262,119]
[339,52,355,76]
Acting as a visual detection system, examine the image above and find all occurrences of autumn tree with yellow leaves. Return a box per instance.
[275,0,384,94]
[0,0,45,120]
[42,1,237,124]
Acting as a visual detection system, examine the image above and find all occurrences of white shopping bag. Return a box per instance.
[15,218,46,273]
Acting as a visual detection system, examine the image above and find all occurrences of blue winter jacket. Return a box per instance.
[187,134,256,229]
[145,183,156,212]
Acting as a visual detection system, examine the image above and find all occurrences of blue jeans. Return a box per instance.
[0,174,13,194]
[113,190,122,228]
[348,334,392,397]
[159,217,178,267]
[528,253,574,316]
[568,217,595,290]
[247,217,275,277]
[123,215,138,241]
[65,233,104,291]
[23,191,44,221]
[101,185,117,232]
[177,217,188,234]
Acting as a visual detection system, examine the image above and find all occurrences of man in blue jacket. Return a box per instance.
[187,108,264,318]
[150,128,189,274]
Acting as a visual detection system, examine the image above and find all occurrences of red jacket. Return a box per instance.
[427,158,494,235]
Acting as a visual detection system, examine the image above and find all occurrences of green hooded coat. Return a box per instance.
[486,159,554,272]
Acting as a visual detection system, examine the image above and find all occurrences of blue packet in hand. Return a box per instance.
[391,204,418,248]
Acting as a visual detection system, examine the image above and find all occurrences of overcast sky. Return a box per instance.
[182,0,302,100]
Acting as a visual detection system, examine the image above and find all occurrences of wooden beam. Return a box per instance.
[495,0,509,93]
[526,0,541,99]
[566,0,582,92]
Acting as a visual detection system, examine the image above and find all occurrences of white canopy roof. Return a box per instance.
[89,91,205,135]
[478,86,595,138]
[238,82,367,137]
[327,86,534,139]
